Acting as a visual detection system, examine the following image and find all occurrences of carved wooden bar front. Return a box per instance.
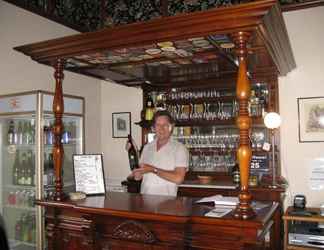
[36,192,278,250]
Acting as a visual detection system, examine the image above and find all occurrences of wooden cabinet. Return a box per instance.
[139,78,279,184]
[46,208,95,250]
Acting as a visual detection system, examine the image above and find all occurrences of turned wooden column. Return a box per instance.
[232,31,255,219]
[52,59,65,201]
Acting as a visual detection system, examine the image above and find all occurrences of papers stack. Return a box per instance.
[205,207,233,218]
[196,195,239,207]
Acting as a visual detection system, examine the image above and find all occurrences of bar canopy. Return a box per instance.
[14,0,295,87]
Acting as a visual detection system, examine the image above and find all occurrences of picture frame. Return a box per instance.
[112,112,131,138]
[73,154,106,195]
[298,97,324,142]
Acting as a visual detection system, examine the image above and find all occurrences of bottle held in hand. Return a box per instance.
[127,134,139,171]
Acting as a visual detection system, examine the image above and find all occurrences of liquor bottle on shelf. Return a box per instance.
[144,94,155,121]
[249,90,261,117]
[12,150,20,185]
[25,150,34,186]
[156,93,166,111]
[17,121,23,145]
[62,122,71,144]
[30,214,36,243]
[44,120,54,145]
[24,121,34,145]
[19,152,27,185]
[43,153,49,186]
[21,213,29,242]
[48,122,54,145]
[8,120,17,145]
[48,153,55,186]
[22,121,28,144]
[232,163,240,184]
[44,153,55,186]
[127,134,139,170]
[15,216,22,241]
[30,119,35,144]
[68,121,76,143]
[43,121,48,145]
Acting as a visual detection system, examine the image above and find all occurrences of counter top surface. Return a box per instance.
[36,192,277,226]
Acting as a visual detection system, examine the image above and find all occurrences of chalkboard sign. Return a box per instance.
[250,154,269,173]
[73,154,106,195]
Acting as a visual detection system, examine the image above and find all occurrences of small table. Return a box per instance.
[283,206,324,250]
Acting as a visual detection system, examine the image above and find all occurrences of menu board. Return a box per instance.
[250,154,269,173]
[73,154,106,195]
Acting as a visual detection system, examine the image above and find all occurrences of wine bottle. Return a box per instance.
[12,150,20,185]
[43,153,49,186]
[17,121,23,145]
[15,217,22,241]
[127,134,139,170]
[145,94,155,121]
[22,121,28,144]
[8,120,16,145]
[232,163,240,184]
[47,122,54,145]
[25,151,33,186]
[156,93,166,111]
[19,152,27,185]
[48,153,55,186]
[25,121,33,145]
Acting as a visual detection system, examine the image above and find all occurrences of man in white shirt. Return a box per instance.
[131,110,189,196]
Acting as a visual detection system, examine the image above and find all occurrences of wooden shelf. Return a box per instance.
[165,95,236,105]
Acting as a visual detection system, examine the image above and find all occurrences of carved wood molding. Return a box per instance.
[112,220,156,244]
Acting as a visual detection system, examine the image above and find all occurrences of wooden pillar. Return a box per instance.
[53,59,65,201]
[232,31,255,219]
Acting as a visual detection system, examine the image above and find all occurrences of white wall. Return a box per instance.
[280,7,324,207]
[100,82,142,183]
[0,1,101,153]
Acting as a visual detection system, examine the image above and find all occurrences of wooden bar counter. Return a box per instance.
[37,192,278,250]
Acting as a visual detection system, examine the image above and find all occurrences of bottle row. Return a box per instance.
[7,119,76,145]
[11,150,55,187]
[12,150,35,186]
[7,189,35,208]
[43,120,76,145]
[8,120,35,145]
[15,212,36,244]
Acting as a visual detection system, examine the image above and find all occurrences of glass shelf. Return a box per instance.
[4,204,36,211]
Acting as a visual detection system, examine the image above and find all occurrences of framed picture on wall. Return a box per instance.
[298,97,324,142]
[112,112,131,138]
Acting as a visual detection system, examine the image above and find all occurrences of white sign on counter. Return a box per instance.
[73,154,106,195]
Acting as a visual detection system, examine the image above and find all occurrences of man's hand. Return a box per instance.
[138,163,155,173]
[130,164,154,181]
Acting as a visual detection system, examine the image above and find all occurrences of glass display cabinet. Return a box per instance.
[0,90,84,250]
